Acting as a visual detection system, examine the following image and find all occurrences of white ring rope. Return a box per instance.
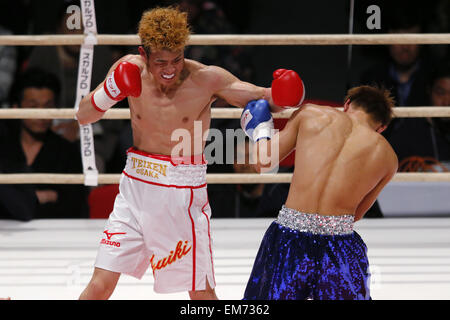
[1,107,450,119]
[0,33,449,46]
[1,32,449,185]
[0,173,449,184]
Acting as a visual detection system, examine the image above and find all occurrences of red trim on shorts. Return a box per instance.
[127,147,206,166]
[122,170,206,189]
[187,188,196,291]
[91,93,106,113]
[201,198,215,286]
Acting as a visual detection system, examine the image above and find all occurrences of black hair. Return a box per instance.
[430,60,450,86]
[345,85,396,127]
[385,1,424,32]
[9,68,61,105]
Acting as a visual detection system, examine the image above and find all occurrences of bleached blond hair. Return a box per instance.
[138,6,191,54]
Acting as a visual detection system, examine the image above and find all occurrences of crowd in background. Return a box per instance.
[0,0,448,221]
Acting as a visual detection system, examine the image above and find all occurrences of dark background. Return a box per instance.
[0,0,448,104]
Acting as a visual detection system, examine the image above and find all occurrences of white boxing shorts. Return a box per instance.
[94,147,216,294]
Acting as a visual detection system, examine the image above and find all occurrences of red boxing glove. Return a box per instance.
[92,61,142,112]
[271,69,305,108]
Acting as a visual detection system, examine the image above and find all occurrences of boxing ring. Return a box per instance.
[1,28,450,300]
[2,218,450,300]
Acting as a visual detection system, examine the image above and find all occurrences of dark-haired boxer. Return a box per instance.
[241,85,398,300]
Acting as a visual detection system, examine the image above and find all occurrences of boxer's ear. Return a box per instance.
[138,46,148,60]
[343,99,351,112]
[376,125,387,134]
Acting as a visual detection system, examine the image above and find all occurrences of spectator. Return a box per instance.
[0,25,17,107]
[357,4,438,163]
[404,61,450,171]
[208,138,289,218]
[430,62,450,108]
[359,4,432,107]
[354,3,448,216]
[0,68,88,221]
[26,1,114,110]
[391,62,450,172]
[25,1,121,173]
[106,121,133,173]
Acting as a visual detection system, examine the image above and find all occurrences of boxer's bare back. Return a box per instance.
[78,50,272,156]
[260,103,398,221]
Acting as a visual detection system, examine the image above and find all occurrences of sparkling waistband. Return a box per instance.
[276,205,354,235]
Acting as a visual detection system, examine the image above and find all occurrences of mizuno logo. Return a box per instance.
[103,230,126,240]
[100,230,126,247]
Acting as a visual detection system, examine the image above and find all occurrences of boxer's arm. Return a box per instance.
[354,160,398,222]
[208,66,284,113]
[253,108,303,173]
[76,55,143,125]
[76,59,122,125]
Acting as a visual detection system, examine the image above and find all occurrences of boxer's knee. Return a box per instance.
[189,277,217,300]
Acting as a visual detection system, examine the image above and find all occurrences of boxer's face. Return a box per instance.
[18,88,55,136]
[141,47,185,87]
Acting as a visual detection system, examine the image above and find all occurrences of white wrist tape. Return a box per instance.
[253,119,274,142]
[91,86,117,112]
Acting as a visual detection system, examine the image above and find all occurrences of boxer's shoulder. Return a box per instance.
[294,104,338,124]
[186,60,228,88]
[184,58,205,70]
[296,105,356,137]
[364,130,398,168]
[119,54,147,71]
[299,103,338,116]
[376,134,397,161]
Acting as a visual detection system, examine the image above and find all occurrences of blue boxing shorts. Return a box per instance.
[244,205,371,300]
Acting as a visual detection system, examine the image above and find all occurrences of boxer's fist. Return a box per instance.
[92,61,142,112]
[241,99,274,142]
[105,61,142,100]
[271,69,305,108]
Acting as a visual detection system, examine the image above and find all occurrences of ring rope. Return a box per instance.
[1,107,449,119]
[0,33,449,46]
[0,173,449,184]
[1,32,449,185]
